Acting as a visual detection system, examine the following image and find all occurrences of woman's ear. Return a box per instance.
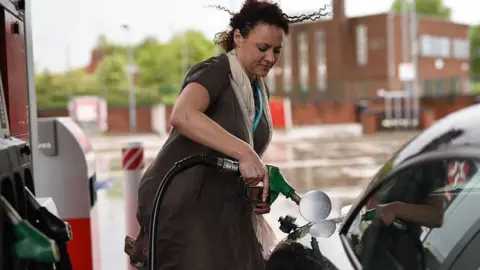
[233,29,243,48]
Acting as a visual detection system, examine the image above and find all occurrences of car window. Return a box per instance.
[342,158,480,270]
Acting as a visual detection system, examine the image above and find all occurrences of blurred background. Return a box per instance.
[26,0,480,269]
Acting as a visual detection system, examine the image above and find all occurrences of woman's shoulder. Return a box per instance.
[189,53,230,75]
[183,53,231,91]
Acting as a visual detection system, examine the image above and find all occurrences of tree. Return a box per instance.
[35,69,100,109]
[391,0,451,20]
[471,25,480,77]
[94,35,127,56]
[61,69,101,94]
[94,52,129,91]
[35,29,217,109]
[135,30,217,93]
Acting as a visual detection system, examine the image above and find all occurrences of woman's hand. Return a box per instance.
[254,203,271,215]
[238,145,270,202]
[378,202,401,226]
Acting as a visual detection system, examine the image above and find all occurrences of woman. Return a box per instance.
[126,1,327,269]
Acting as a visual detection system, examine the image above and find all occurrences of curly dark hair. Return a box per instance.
[208,0,331,52]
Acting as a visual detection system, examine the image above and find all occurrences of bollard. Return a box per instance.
[122,142,144,270]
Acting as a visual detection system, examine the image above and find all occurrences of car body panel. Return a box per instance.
[315,104,480,269]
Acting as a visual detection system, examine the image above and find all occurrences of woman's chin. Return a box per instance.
[256,70,270,78]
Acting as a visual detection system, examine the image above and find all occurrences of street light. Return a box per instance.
[121,24,137,134]
[408,0,420,128]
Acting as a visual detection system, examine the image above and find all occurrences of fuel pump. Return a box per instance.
[0,0,75,268]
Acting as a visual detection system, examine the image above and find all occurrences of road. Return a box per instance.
[91,130,418,270]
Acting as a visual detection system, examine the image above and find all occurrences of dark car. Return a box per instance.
[307,104,480,270]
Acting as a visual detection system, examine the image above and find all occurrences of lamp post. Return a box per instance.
[409,0,420,127]
[122,24,137,134]
[401,0,411,126]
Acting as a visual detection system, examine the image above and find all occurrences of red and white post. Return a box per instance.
[122,142,145,249]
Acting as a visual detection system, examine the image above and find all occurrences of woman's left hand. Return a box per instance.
[254,203,271,215]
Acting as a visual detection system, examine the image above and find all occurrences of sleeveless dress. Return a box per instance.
[129,53,271,270]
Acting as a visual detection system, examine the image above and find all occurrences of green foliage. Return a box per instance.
[471,25,480,77]
[390,0,451,20]
[472,83,480,94]
[36,30,216,109]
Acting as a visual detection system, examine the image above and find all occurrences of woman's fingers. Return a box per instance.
[254,203,271,214]
[262,171,269,203]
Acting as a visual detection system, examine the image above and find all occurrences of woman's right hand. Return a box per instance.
[238,146,270,202]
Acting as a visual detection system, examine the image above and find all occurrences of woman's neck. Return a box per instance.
[233,49,256,82]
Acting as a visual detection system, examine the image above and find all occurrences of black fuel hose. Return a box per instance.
[148,154,240,270]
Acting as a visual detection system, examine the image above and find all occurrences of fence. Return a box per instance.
[272,76,478,104]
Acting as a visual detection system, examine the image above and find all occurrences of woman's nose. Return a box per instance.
[264,50,275,63]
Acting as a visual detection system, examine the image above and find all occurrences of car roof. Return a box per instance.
[393,103,480,165]
[367,103,480,185]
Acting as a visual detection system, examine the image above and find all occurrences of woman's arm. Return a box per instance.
[389,197,444,228]
[169,82,250,160]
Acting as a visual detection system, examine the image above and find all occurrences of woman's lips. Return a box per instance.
[259,65,270,71]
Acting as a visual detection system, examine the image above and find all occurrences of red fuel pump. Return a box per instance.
[0,1,75,270]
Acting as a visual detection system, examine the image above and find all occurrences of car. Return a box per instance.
[281,103,480,270]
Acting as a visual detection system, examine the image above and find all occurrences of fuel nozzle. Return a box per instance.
[25,187,73,242]
[0,195,60,263]
[266,165,301,205]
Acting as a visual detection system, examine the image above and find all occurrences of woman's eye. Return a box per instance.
[258,47,268,52]
[273,48,281,54]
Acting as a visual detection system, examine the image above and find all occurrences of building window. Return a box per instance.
[453,39,470,59]
[438,37,451,58]
[298,32,309,93]
[356,24,368,66]
[283,35,292,93]
[266,68,276,93]
[315,31,327,91]
[420,35,451,58]
[420,35,434,57]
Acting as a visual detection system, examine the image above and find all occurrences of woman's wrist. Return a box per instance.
[230,140,252,161]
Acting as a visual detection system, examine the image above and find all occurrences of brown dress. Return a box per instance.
[129,53,271,270]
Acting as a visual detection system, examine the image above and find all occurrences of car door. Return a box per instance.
[337,155,480,270]
[448,226,480,270]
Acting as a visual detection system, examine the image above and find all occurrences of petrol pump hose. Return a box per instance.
[148,154,241,270]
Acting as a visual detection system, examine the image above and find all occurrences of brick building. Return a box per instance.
[265,0,471,100]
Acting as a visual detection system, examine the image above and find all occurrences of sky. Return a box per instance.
[31,0,478,73]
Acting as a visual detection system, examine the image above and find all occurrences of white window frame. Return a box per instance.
[420,35,452,58]
[356,24,368,66]
[453,39,470,59]
[298,32,309,93]
[315,30,327,91]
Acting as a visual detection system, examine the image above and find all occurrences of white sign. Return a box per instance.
[398,62,415,82]
[75,100,98,122]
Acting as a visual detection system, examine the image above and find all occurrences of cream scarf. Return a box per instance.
[226,50,277,259]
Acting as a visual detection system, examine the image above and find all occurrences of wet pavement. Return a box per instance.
[91,130,418,270]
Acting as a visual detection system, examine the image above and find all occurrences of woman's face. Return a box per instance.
[234,22,285,79]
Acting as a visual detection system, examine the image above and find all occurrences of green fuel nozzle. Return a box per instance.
[266,165,301,204]
[25,187,73,242]
[246,165,301,205]
[0,195,60,264]
[362,208,407,231]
